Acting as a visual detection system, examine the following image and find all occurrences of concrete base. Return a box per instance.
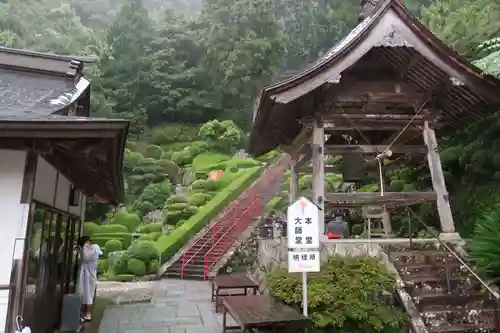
[438,232,462,243]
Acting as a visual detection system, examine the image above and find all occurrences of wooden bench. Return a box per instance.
[222,295,311,333]
[211,275,259,312]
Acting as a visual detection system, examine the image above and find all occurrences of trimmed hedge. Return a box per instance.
[92,232,133,248]
[156,166,263,263]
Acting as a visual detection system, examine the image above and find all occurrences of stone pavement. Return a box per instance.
[97,279,237,333]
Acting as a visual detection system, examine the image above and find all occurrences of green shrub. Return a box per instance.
[157,159,179,180]
[113,253,131,274]
[137,223,163,234]
[390,179,405,192]
[127,240,160,262]
[167,202,188,211]
[138,234,153,241]
[148,260,160,273]
[150,232,162,241]
[266,255,405,333]
[156,166,263,263]
[188,193,213,206]
[191,179,218,191]
[104,239,123,255]
[183,205,198,216]
[144,145,164,159]
[298,174,312,191]
[469,209,500,282]
[127,258,146,276]
[99,223,129,234]
[192,153,231,171]
[97,259,108,276]
[83,222,100,237]
[193,170,207,180]
[92,232,133,248]
[166,195,188,205]
[164,211,184,225]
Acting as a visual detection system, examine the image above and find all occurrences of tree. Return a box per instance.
[200,0,286,128]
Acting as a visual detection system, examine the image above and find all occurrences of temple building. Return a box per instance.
[0,47,128,333]
[248,0,500,238]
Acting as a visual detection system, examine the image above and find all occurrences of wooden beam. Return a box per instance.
[324,191,437,204]
[324,114,426,121]
[280,125,311,155]
[334,80,424,104]
[423,121,456,234]
[297,165,342,173]
[0,129,118,138]
[295,150,312,169]
[325,145,427,155]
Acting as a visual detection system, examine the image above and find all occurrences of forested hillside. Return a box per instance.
[2,0,500,277]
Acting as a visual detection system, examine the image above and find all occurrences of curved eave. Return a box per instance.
[248,0,500,156]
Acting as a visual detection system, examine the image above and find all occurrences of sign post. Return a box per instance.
[287,197,321,317]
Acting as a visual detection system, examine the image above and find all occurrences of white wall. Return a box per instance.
[0,150,27,333]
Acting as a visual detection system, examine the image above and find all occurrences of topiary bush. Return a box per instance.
[188,193,213,206]
[167,202,188,211]
[137,222,163,234]
[83,222,100,237]
[99,223,129,234]
[150,232,162,241]
[97,259,108,276]
[166,195,188,205]
[126,240,160,262]
[191,179,218,192]
[127,258,146,276]
[104,239,123,256]
[144,145,164,160]
[164,211,184,225]
[266,255,405,333]
[192,153,231,171]
[137,234,154,241]
[148,260,160,273]
[92,232,132,248]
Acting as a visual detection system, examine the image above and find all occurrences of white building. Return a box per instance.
[0,47,128,333]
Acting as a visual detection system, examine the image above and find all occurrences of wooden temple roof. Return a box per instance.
[0,47,128,204]
[248,0,500,157]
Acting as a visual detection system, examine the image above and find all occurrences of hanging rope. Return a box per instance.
[383,99,430,154]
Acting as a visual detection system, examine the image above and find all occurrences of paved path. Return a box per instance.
[97,279,236,333]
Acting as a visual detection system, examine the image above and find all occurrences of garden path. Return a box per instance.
[97,279,236,333]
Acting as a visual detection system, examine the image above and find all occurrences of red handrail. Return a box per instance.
[181,156,288,277]
[181,189,258,278]
[181,192,249,277]
[203,196,260,279]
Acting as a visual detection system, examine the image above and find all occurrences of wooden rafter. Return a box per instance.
[325,144,427,155]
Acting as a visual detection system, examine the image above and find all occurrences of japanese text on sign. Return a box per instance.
[288,250,320,273]
[287,197,319,249]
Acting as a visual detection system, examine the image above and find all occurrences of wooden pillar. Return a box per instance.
[312,117,325,234]
[290,164,298,203]
[423,121,457,237]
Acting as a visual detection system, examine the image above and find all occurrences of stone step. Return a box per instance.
[406,277,480,297]
[422,306,497,327]
[397,264,469,280]
[415,293,495,311]
[426,322,496,333]
[389,250,461,266]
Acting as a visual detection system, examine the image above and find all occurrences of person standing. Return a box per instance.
[76,236,102,321]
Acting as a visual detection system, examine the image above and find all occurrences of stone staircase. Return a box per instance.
[386,243,499,333]
[164,155,290,280]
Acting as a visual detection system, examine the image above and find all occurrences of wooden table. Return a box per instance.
[222,295,311,333]
[211,275,259,312]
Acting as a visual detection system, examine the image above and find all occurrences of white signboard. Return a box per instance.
[287,197,319,249]
[288,251,320,273]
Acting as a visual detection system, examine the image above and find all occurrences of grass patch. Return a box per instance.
[84,297,113,333]
[191,153,231,171]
